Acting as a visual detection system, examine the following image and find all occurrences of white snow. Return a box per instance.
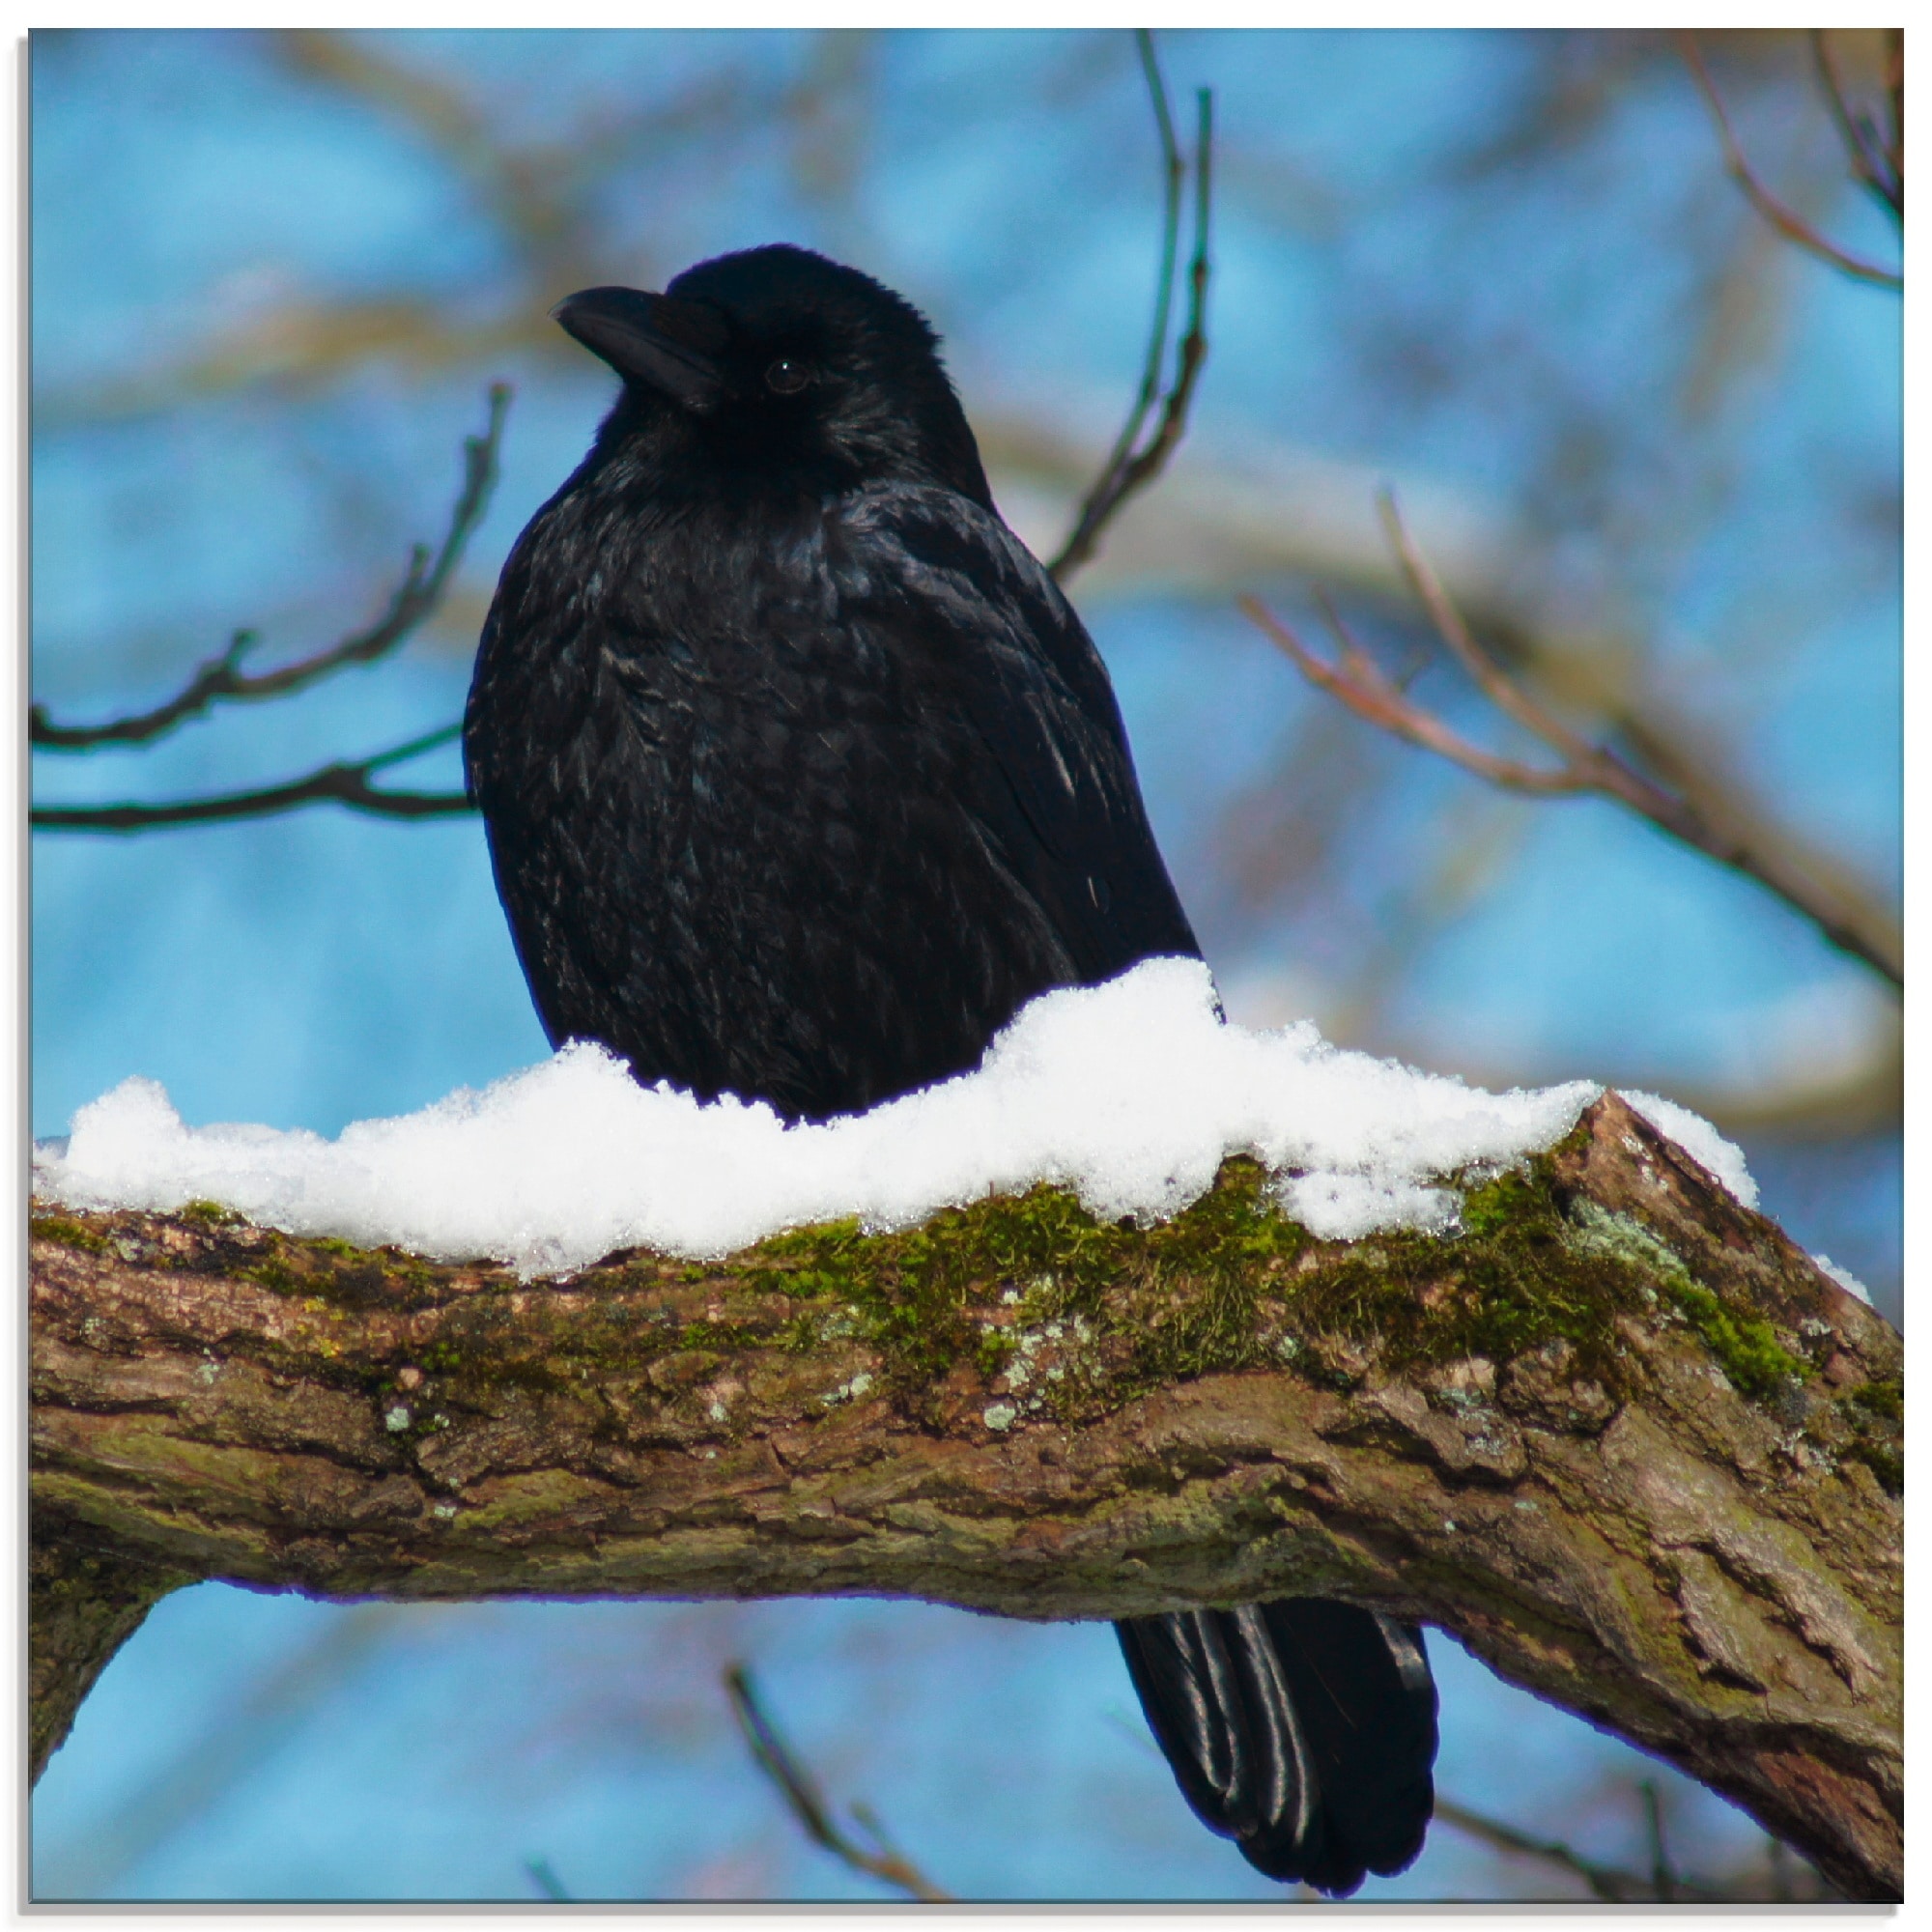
[32,957,1754,1279]
[1622,1091,1760,1212]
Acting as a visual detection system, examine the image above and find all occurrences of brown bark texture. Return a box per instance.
[29,1094,1901,1898]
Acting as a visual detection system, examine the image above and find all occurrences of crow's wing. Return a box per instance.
[1118,1604,1437,1896]
[1256,1600,1437,1884]
[840,485,1202,980]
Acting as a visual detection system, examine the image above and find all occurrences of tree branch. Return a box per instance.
[1048,32,1213,582]
[29,724,473,834]
[1433,1794,1659,1904]
[1678,35,1902,291]
[1809,32,1903,224]
[30,386,510,753]
[1432,1786,1828,1904]
[29,1094,1899,1897]
[1242,495,1904,990]
[725,1664,952,1901]
[1239,592,1586,799]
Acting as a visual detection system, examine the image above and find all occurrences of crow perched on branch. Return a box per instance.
[465,242,1437,1895]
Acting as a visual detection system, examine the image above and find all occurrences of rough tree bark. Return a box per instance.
[30,1094,1900,1899]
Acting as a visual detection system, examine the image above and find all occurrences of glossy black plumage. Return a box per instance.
[1119,1602,1437,1892]
[465,242,1436,1892]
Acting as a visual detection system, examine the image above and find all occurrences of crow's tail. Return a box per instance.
[1116,1599,1437,1895]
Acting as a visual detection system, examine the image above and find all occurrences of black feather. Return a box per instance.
[466,242,1438,1891]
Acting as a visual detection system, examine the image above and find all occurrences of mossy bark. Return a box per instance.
[30,1094,1900,1898]
[29,1506,196,1783]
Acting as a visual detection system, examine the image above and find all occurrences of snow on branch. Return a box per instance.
[31,1089,1899,1897]
[34,961,1628,1274]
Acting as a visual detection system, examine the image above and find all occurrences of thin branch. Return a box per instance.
[1374,495,1600,767]
[31,385,511,752]
[1048,32,1213,582]
[1434,1794,1726,1904]
[1639,1779,1675,1903]
[1238,594,1583,798]
[724,1664,952,1903]
[523,1858,572,1901]
[1076,30,1182,530]
[1243,494,1903,989]
[1810,31,1903,223]
[1678,35,1902,291]
[1377,494,1903,988]
[30,724,472,834]
[1433,1796,1645,1902]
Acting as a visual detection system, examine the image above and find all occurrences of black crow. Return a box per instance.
[465,242,1436,1894]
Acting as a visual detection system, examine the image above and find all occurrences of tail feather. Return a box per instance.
[1116,1599,1437,1895]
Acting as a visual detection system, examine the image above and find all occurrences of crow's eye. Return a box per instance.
[764,357,811,394]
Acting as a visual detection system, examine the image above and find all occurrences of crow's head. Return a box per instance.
[554,244,993,507]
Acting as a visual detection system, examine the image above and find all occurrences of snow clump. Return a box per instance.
[33,956,1754,1279]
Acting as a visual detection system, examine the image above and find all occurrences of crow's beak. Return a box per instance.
[551,287,728,408]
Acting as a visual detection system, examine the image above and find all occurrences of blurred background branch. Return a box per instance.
[28,35,1216,834]
[725,1666,952,1903]
[1808,30,1902,224]
[1048,30,1213,581]
[30,723,473,833]
[1678,32,1902,289]
[1242,489,1903,988]
[1433,1786,1836,1904]
[31,386,508,753]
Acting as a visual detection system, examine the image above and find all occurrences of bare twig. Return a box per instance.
[1242,492,1903,989]
[1434,1793,1722,1904]
[30,724,472,834]
[1678,35,1901,291]
[1810,31,1902,223]
[523,1857,572,1901]
[724,1664,952,1903]
[1433,1795,1647,1902]
[32,386,510,753]
[1048,31,1213,582]
[1638,1779,1675,1902]
[1241,590,1585,799]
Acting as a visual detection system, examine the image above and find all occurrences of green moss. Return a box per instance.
[976,1328,1016,1378]
[1457,1167,1545,1240]
[239,1257,301,1294]
[732,1149,1818,1425]
[227,1232,438,1309]
[1565,1201,1804,1400]
[731,1160,1314,1411]
[111,1145,1820,1439]
[1660,1277,1804,1401]
[722,1153,1679,1419]
[1847,1377,1902,1423]
[675,1318,764,1353]
[179,1200,245,1230]
[29,1215,109,1254]
[1841,1377,1903,1494]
